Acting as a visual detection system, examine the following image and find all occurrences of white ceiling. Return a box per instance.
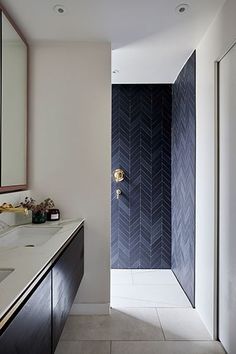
[1,0,225,83]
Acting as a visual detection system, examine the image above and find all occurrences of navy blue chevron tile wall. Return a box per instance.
[171,51,196,306]
[111,84,172,269]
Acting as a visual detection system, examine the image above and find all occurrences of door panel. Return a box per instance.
[219,43,236,353]
[52,227,84,351]
[0,272,51,354]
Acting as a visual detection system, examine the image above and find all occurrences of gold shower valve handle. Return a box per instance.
[113,169,125,183]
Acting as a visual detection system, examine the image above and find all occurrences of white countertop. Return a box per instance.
[0,218,84,327]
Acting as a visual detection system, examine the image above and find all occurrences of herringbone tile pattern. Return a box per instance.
[111,85,172,269]
[171,52,196,306]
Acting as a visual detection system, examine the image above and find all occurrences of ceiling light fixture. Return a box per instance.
[53,5,66,15]
[175,4,190,14]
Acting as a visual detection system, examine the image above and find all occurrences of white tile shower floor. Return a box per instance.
[56,270,226,354]
[111,269,192,308]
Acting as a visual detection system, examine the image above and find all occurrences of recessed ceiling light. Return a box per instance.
[175,4,190,14]
[112,69,120,74]
[53,4,66,15]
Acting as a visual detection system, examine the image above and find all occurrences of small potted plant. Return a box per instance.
[21,197,55,224]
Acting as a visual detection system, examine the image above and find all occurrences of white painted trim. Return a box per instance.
[213,60,219,341]
[214,40,236,341]
[70,303,110,315]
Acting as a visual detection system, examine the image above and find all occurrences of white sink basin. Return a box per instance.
[0,269,14,283]
[0,226,62,248]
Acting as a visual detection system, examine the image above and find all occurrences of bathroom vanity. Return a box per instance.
[0,219,84,353]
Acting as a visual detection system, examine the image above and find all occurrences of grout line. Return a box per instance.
[110,339,218,342]
[155,307,166,341]
[59,339,218,342]
[110,306,192,309]
[110,305,192,309]
[131,269,134,285]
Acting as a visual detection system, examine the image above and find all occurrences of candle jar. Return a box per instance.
[47,208,60,221]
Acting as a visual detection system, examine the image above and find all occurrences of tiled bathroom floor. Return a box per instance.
[56,270,225,354]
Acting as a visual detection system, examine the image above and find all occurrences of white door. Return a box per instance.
[219,43,236,354]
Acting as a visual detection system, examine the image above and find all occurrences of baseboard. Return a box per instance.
[70,303,110,315]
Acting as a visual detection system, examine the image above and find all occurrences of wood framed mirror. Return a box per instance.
[0,6,28,193]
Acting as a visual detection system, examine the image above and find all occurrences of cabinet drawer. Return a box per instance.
[52,226,84,350]
[0,272,52,354]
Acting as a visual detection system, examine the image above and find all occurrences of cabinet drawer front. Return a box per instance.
[53,226,84,350]
[0,272,51,354]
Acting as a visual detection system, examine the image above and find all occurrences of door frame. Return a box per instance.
[214,40,236,340]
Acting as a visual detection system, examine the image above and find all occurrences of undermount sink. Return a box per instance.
[0,269,14,283]
[0,226,62,248]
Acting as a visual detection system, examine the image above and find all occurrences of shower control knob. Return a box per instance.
[116,189,122,199]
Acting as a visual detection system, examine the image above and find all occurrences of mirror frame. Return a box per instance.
[0,5,28,193]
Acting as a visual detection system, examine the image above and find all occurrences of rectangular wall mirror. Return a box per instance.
[0,9,28,192]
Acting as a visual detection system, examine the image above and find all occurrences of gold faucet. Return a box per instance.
[0,203,28,215]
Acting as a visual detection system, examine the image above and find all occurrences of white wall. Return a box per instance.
[196,0,236,337]
[29,42,111,313]
[218,44,236,352]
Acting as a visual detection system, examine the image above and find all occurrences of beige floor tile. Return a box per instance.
[111,341,225,354]
[61,308,164,341]
[55,340,110,354]
[157,308,211,340]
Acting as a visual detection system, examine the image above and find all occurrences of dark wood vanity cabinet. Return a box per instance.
[0,272,52,354]
[0,225,84,354]
[53,226,84,350]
